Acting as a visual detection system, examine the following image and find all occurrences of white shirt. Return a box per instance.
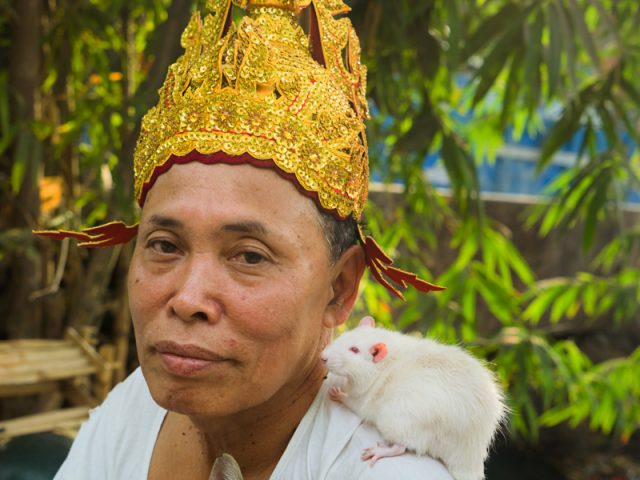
[55,368,453,479]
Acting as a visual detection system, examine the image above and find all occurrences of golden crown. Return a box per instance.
[133,0,370,220]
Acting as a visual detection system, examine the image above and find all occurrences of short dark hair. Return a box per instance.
[315,210,359,264]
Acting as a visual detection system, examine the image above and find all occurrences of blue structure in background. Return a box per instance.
[423,113,640,203]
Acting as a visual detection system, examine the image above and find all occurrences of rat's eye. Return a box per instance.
[349,346,360,354]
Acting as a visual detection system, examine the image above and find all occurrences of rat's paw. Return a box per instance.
[328,385,348,402]
[362,443,407,467]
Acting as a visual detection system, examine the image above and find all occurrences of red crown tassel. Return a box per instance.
[358,226,445,300]
[33,221,139,248]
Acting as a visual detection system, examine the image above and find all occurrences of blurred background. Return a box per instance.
[1,0,639,478]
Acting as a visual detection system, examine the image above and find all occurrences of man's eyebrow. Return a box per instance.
[145,216,269,236]
[221,221,269,236]
[147,215,184,229]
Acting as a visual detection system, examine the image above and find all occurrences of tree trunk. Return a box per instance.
[5,0,44,339]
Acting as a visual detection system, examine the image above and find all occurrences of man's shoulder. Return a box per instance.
[53,367,164,479]
[273,382,454,480]
[82,367,161,436]
[315,392,454,480]
[357,453,454,480]
[344,421,454,480]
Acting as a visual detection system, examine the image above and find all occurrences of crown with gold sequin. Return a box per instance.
[136,0,369,219]
[34,0,444,299]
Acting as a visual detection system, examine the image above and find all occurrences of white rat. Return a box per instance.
[320,316,507,480]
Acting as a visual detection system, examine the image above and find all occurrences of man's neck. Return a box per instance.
[187,362,327,479]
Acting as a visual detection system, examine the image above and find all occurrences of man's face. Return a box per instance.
[128,162,339,418]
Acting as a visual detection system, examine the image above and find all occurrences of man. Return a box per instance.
[44,1,449,477]
[131,162,365,478]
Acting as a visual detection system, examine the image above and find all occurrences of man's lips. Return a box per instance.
[154,340,226,361]
[154,340,230,376]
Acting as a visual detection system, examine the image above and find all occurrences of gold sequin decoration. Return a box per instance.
[134,0,369,220]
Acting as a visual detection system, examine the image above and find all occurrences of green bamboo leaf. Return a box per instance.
[597,292,615,316]
[567,0,601,72]
[597,102,619,149]
[497,253,513,288]
[591,391,615,434]
[11,129,31,194]
[562,340,592,372]
[610,95,640,144]
[474,269,516,325]
[536,161,605,236]
[471,26,522,107]
[538,80,598,171]
[502,238,536,285]
[581,281,597,316]
[550,285,581,323]
[533,343,556,408]
[521,389,540,439]
[483,238,497,277]
[568,400,592,428]
[561,165,602,226]
[499,53,523,130]
[451,233,478,271]
[444,0,461,69]
[583,172,610,251]
[544,339,574,380]
[540,406,577,426]
[523,8,543,112]
[620,76,640,107]
[462,2,524,59]
[462,284,477,323]
[10,160,26,195]
[556,1,577,87]
[539,113,582,171]
[576,118,594,163]
[523,284,564,324]
[594,228,640,271]
[539,202,564,236]
[546,0,564,98]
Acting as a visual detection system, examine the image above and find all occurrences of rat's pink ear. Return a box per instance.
[370,342,388,363]
[359,316,375,328]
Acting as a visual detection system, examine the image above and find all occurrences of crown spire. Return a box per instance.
[229,0,310,13]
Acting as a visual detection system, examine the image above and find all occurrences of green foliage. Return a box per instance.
[2,0,639,444]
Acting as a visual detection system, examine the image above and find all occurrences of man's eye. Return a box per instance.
[240,251,266,264]
[149,239,177,254]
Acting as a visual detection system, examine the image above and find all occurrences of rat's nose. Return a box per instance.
[320,353,327,364]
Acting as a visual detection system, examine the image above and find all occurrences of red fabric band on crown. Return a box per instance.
[139,150,348,221]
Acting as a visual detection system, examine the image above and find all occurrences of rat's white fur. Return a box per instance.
[320,320,507,480]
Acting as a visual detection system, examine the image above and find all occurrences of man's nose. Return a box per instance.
[168,257,224,323]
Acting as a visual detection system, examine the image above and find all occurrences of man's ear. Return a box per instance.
[323,244,366,328]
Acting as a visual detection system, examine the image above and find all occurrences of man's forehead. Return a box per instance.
[145,162,320,214]
[144,214,271,236]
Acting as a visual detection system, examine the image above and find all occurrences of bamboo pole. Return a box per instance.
[1,365,97,386]
[63,379,98,408]
[96,344,115,400]
[0,407,89,443]
[0,348,85,366]
[0,381,58,398]
[0,339,68,352]
[66,327,113,375]
[0,353,88,374]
